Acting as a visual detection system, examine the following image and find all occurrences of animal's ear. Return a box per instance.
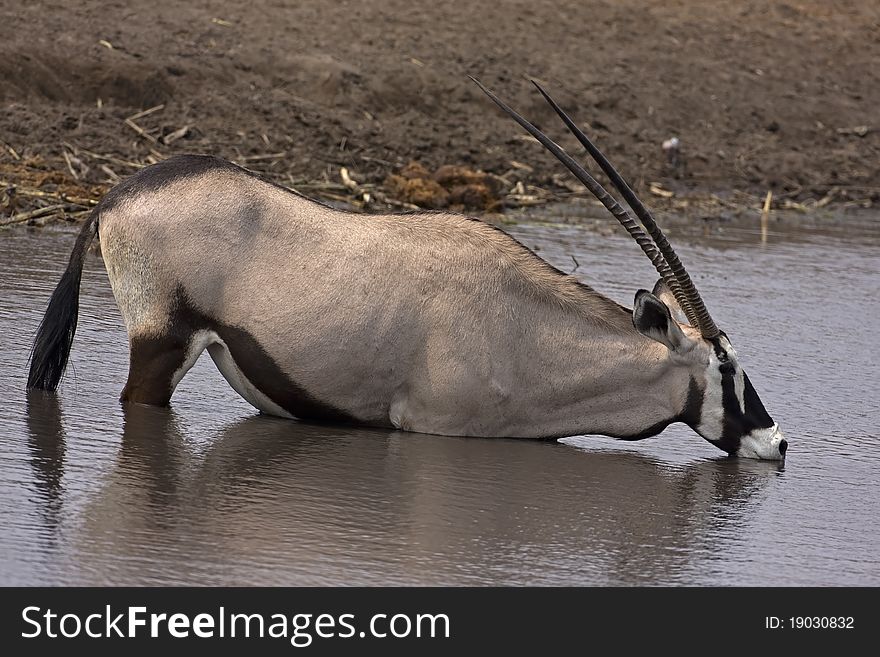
[633,289,689,352]
[651,278,689,326]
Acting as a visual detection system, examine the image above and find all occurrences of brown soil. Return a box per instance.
[1,0,878,221]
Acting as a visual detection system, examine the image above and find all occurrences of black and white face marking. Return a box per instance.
[696,334,787,460]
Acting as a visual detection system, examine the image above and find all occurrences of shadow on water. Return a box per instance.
[24,398,781,585]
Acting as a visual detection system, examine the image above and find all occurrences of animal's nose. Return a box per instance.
[779,439,788,456]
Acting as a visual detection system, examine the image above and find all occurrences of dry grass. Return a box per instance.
[0,103,873,230]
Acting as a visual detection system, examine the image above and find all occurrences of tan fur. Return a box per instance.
[97,159,700,438]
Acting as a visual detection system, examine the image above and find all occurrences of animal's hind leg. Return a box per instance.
[120,331,210,406]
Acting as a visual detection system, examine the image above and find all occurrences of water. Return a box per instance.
[1,210,877,585]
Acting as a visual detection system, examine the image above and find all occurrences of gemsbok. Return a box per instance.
[27,79,787,460]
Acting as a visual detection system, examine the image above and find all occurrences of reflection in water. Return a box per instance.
[4,217,878,585]
[25,391,66,542]
[23,400,778,585]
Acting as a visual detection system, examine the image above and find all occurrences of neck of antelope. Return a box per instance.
[505,330,693,440]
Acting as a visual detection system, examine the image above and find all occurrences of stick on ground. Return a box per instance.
[0,204,67,228]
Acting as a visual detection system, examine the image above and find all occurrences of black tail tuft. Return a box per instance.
[27,211,99,391]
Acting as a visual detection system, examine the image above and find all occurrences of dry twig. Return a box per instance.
[62,150,80,180]
[239,152,286,162]
[0,204,67,228]
[126,105,165,122]
[0,180,99,207]
[124,118,159,144]
[162,125,190,145]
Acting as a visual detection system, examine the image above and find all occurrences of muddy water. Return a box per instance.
[1,212,877,585]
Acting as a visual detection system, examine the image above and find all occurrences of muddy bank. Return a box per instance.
[1,0,878,223]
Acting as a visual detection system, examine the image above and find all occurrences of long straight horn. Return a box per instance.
[529,80,719,339]
[528,82,697,328]
[470,77,694,324]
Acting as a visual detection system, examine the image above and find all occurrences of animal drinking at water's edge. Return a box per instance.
[27,79,787,460]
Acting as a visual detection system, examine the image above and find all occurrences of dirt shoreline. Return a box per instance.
[2,1,878,226]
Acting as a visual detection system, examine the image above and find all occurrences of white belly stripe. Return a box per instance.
[205,338,295,419]
[170,330,217,391]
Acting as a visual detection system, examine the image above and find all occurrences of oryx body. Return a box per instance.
[28,82,787,459]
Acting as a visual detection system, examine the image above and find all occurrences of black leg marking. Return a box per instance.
[120,335,189,406]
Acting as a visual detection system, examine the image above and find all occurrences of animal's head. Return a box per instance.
[633,280,786,460]
[472,76,787,460]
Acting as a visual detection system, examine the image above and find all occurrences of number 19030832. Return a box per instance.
[765,617,854,629]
